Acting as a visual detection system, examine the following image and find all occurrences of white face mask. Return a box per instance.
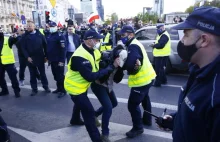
[91,39,101,49]
[50,27,57,33]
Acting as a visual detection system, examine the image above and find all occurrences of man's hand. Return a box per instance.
[44,57,48,63]
[156,115,173,131]
[149,43,155,47]
[58,62,64,67]
[134,59,141,70]
[113,58,120,68]
[27,57,33,63]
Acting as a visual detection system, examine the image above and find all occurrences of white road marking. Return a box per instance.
[120,79,182,88]
[8,121,172,142]
[6,83,178,111]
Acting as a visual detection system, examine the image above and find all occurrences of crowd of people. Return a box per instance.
[0,6,220,142]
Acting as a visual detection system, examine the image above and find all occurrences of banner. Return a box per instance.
[49,0,56,8]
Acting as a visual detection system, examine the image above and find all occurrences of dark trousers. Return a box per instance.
[51,62,65,93]
[18,56,40,81]
[128,83,152,130]
[66,52,74,64]
[154,56,168,85]
[91,82,118,136]
[0,115,9,142]
[70,93,102,142]
[0,63,20,94]
[27,62,48,92]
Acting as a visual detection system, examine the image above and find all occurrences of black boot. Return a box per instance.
[52,89,60,94]
[0,90,9,96]
[143,112,152,126]
[126,128,144,138]
[58,92,66,98]
[15,92,21,98]
[70,118,84,126]
[30,90,38,96]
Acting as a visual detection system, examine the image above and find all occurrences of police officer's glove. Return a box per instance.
[105,65,115,73]
[155,116,173,130]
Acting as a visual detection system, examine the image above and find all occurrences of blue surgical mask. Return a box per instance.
[50,27,57,33]
[121,36,129,44]
[157,29,163,35]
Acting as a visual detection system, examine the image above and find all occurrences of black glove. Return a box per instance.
[105,65,115,73]
[155,117,173,130]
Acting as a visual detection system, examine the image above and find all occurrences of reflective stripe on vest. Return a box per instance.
[128,39,156,87]
[64,45,101,95]
[153,31,171,57]
[100,32,111,52]
[1,37,15,65]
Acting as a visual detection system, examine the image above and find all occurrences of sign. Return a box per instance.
[49,0,56,8]
[21,20,26,25]
[51,8,57,17]
[21,15,25,20]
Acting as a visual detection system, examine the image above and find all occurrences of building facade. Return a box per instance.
[80,0,96,18]
[34,0,76,28]
[0,0,35,32]
[152,0,164,17]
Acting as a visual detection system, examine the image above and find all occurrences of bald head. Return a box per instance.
[27,21,35,32]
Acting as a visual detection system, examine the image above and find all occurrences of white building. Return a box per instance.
[152,0,164,17]
[80,0,97,18]
[35,0,77,27]
[0,0,35,32]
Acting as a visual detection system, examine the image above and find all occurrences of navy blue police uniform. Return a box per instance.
[0,33,20,98]
[46,21,67,98]
[157,7,220,142]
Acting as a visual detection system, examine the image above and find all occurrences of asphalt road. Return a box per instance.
[0,48,189,142]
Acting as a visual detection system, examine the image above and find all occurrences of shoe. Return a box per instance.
[126,128,144,138]
[58,92,66,98]
[95,117,101,127]
[161,80,167,84]
[30,91,38,96]
[70,119,84,126]
[52,89,60,94]
[0,91,9,96]
[15,93,21,98]
[19,80,24,86]
[44,88,51,93]
[101,135,111,142]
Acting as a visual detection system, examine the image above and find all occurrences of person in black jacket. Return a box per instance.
[9,28,41,86]
[21,20,51,96]
[46,21,67,98]
[65,25,81,64]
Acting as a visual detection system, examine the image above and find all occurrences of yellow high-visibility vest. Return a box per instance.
[100,32,111,52]
[128,39,156,87]
[1,37,15,65]
[64,45,101,95]
[153,31,171,57]
[39,28,45,35]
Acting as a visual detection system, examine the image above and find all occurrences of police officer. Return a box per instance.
[0,28,21,98]
[156,7,220,142]
[100,25,112,52]
[118,26,156,138]
[64,29,119,142]
[43,24,50,38]
[46,21,67,98]
[21,20,51,96]
[150,23,171,87]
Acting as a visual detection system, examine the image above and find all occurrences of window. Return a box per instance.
[166,28,179,40]
[135,29,157,40]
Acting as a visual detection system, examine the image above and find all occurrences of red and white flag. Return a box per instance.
[88,13,99,23]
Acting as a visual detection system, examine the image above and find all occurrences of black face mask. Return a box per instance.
[177,38,200,62]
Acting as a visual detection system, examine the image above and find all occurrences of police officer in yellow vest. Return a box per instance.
[64,29,119,142]
[0,29,21,98]
[118,26,156,138]
[100,25,112,52]
[151,23,171,87]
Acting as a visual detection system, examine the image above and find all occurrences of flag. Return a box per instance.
[58,22,63,28]
[49,0,56,8]
[88,13,99,23]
